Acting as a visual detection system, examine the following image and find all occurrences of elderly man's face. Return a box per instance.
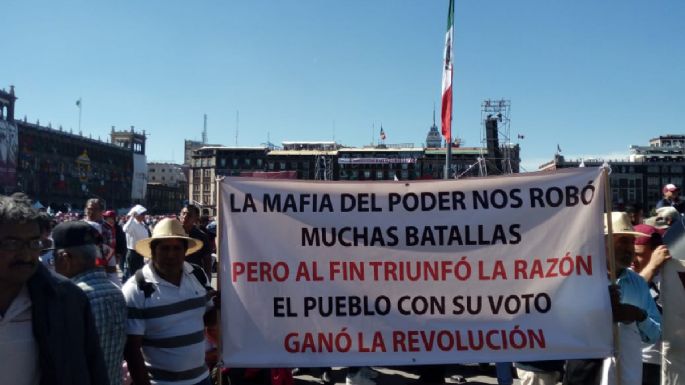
[85,202,102,221]
[609,234,636,270]
[0,222,41,287]
[151,238,187,276]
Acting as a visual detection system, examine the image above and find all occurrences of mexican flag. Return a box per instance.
[441,0,454,142]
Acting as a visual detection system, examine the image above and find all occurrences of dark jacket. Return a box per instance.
[185,226,211,268]
[27,264,110,385]
[114,223,127,257]
[656,198,685,213]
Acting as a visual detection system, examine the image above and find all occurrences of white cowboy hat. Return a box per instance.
[604,212,649,238]
[135,218,202,259]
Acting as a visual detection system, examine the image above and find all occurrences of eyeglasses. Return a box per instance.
[0,238,45,252]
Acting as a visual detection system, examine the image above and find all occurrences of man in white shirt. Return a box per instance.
[123,204,149,280]
[123,218,217,385]
[0,193,108,385]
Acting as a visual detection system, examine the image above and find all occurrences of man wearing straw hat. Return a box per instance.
[564,212,662,385]
[122,218,217,385]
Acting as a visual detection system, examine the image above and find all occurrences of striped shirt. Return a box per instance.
[73,269,127,385]
[122,263,211,385]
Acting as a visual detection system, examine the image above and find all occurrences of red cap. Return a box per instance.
[633,224,662,246]
[103,210,116,218]
[663,183,679,193]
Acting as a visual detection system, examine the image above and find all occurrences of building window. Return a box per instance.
[268,161,274,170]
[220,158,226,168]
[257,159,263,167]
[376,171,384,179]
[232,159,238,167]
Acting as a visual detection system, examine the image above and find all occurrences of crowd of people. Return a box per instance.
[0,182,682,385]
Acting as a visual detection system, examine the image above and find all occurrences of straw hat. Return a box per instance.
[604,212,649,237]
[134,218,203,259]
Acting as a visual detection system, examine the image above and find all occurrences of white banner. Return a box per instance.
[132,153,147,201]
[219,168,613,367]
[661,258,685,385]
[661,219,685,385]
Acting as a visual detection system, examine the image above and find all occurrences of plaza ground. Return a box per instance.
[290,364,525,385]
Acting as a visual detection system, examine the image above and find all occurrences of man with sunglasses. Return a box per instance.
[0,194,109,385]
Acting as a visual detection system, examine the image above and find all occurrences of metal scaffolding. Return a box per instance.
[480,99,513,176]
[314,154,333,181]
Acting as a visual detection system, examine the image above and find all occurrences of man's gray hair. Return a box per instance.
[57,244,101,264]
[85,198,104,210]
[0,194,41,225]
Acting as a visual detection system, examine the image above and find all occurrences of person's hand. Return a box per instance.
[648,245,671,270]
[208,289,220,309]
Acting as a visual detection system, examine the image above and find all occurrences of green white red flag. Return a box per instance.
[441,0,454,142]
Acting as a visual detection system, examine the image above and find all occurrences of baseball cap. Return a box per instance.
[52,221,99,249]
[103,210,116,218]
[633,224,662,246]
[663,184,679,193]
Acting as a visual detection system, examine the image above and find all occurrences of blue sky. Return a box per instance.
[4,0,684,171]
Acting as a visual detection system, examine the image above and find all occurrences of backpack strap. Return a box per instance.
[189,263,214,293]
[136,263,212,298]
[135,269,155,298]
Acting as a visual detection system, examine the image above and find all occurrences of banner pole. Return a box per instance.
[215,176,225,385]
[603,167,622,385]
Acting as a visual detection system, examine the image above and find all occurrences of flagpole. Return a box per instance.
[445,139,452,178]
[77,98,82,134]
[603,167,623,385]
[442,0,454,179]
[215,176,225,385]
